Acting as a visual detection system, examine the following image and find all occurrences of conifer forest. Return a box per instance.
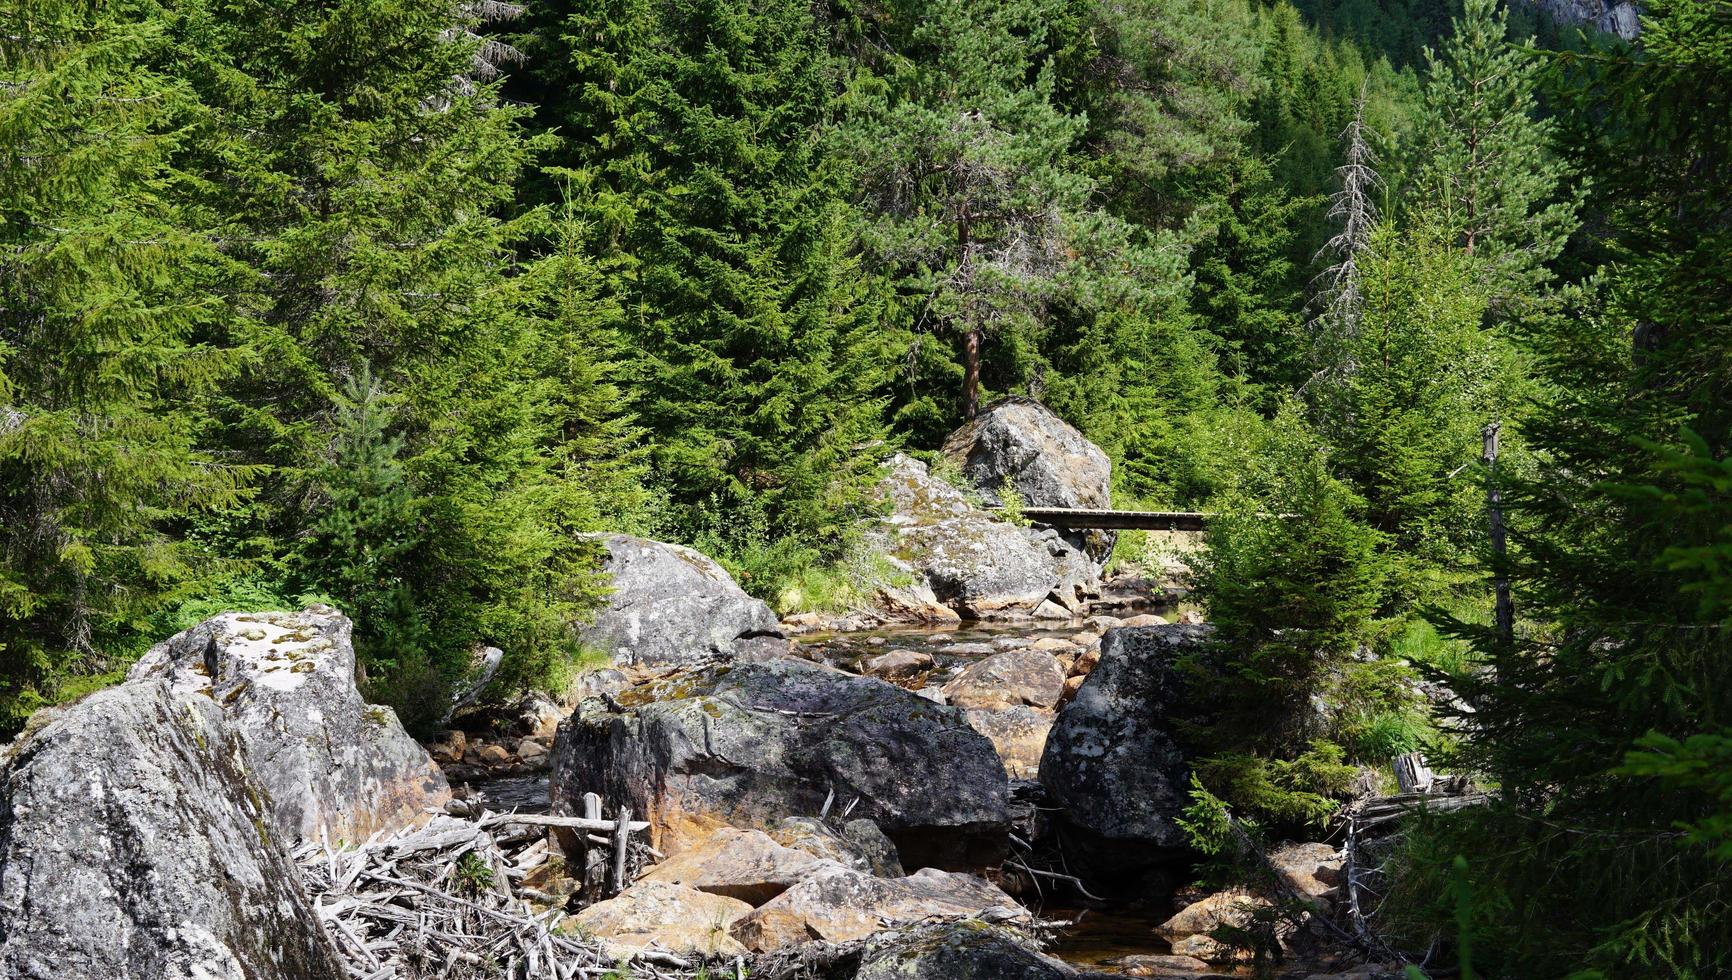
[1,0,1730,976]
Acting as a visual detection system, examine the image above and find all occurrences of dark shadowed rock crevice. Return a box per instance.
[549,658,1010,873]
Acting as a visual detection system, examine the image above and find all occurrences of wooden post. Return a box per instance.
[1393,752,1435,795]
[608,806,632,897]
[581,792,606,898]
[1483,423,1513,645]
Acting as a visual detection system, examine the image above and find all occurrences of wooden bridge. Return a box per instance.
[1014,507,1211,531]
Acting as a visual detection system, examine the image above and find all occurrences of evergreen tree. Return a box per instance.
[1186,407,1386,824]
[840,0,1091,425]
[1389,0,1732,971]
[1411,0,1582,299]
[520,0,890,555]
[174,0,602,723]
[0,0,249,723]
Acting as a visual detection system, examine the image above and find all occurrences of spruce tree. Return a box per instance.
[1392,0,1732,971]
[520,0,890,555]
[173,0,601,723]
[0,0,248,723]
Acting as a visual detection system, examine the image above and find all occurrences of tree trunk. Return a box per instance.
[962,327,982,420]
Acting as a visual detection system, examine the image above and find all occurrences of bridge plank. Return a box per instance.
[1015,508,1211,531]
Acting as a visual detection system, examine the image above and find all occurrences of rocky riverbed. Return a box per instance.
[0,401,1405,980]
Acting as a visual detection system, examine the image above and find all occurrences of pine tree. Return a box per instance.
[0,0,249,724]
[840,0,1091,424]
[1411,0,1582,299]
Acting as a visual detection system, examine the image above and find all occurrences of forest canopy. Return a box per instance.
[3,0,1729,972]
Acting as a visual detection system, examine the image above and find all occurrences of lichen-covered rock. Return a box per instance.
[854,922,1077,979]
[730,866,1028,951]
[870,455,1097,620]
[769,817,905,877]
[941,398,1115,567]
[1040,626,1212,881]
[577,533,788,667]
[942,649,1066,710]
[128,606,448,843]
[0,681,344,979]
[550,658,1008,873]
[963,706,1054,781]
[1157,890,1274,964]
[566,880,751,958]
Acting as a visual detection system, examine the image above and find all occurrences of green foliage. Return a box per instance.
[453,852,495,896]
[1192,743,1359,827]
[1409,0,1583,301]
[0,0,253,723]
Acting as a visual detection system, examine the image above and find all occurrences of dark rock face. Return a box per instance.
[853,923,1079,980]
[0,682,344,980]
[128,606,449,842]
[1531,0,1640,38]
[1039,625,1212,882]
[577,534,788,667]
[941,397,1116,567]
[550,659,1009,872]
[871,455,1098,619]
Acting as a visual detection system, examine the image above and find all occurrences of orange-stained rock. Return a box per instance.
[638,827,828,905]
[566,880,751,958]
[964,706,1054,781]
[942,649,1067,710]
[730,866,1027,951]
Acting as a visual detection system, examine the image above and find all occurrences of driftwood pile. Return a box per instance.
[294,798,703,980]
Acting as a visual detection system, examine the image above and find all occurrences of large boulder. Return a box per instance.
[1039,625,1211,884]
[0,681,344,979]
[578,533,788,667]
[551,658,1009,872]
[942,649,1066,710]
[941,398,1112,512]
[730,866,1027,951]
[128,606,448,842]
[870,455,1097,619]
[942,398,1115,567]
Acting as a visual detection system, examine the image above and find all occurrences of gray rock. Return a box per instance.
[854,922,1078,979]
[1040,625,1212,881]
[550,658,1008,873]
[128,606,449,842]
[942,649,1067,710]
[1531,0,1641,38]
[731,865,1028,951]
[578,533,788,667]
[942,397,1116,567]
[0,681,344,979]
[870,455,1097,619]
[942,398,1112,512]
